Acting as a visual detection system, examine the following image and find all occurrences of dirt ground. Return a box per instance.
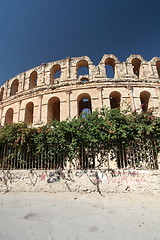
[0,192,160,240]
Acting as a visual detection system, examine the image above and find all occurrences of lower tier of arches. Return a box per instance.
[0,86,159,126]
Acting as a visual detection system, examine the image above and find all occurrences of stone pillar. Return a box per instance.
[97,87,103,108]
[114,63,118,78]
[18,100,22,122]
[41,64,46,84]
[127,86,136,111]
[66,57,71,79]
[65,90,71,118]
[124,62,128,74]
[126,63,134,77]
[152,64,159,78]
[6,81,9,98]
[0,107,3,125]
[37,95,43,123]
[22,73,26,91]
[98,64,106,77]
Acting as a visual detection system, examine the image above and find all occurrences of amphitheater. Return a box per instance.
[0,54,160,126]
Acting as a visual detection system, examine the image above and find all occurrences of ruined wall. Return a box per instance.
[1,54,160,126]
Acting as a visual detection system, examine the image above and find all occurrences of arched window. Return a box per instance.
[77,93,92,117]
[0,87,4,101]
[140,91,150,113]
[50,64,61,84]
[10,79,18,96]
[47,97,60,123]
[24,102,34,124]
[29,71,37,89]
[77,60,89,78]
[132,58,141,78]
[156,61,160,79]
[80,78,89,83]
[5,108,13,124]
[110,91,121,109]
[105,58,115,78]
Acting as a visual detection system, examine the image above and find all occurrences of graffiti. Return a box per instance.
[103,170,147,186]
[41,172,47,181]
[0,169,152,194]
[0,170,21,183]
[63,170,75,182]
[28,170,38,186]
[47,171,60,183]
[75,170,85,178]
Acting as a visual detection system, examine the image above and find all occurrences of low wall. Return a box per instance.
[0,169,160,194]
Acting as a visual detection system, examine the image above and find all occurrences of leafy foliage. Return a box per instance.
[0,108,160,167]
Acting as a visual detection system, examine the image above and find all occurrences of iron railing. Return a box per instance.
[0,142,159,170]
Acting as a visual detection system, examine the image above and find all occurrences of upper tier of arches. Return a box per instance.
[0,54,160,102]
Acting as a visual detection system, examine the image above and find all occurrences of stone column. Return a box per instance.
[65,90,71,118]
[37,95,43,123]
[97,87,103,108]
[41,63,46,84]
[18,100,22,122]
[127,86,136,111]
[0,107,3,125]
[22,73,26,91]
[66,57,71,79]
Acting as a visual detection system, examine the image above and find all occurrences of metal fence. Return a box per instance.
[0,142,159,170]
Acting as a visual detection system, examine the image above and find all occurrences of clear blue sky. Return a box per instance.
[0,0,160,85]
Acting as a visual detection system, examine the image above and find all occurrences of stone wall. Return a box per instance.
[1,169,160,194]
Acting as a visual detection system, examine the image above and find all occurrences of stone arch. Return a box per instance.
[132,58,141,78]
[24,102,34,124]
[149,57,160,65]
[100,54,119,64]
[76,60,89,78]
[140,91,150,113]
[10,79,18,96]
[77,93,92,117]
[50,64,61,84]
[29,71,37,89]
[5,108,14,124]
[156,61,160,79]
[109,91,121,109]
[126,55,146,64]
[105,58,115,78]
[0,87,4,101]
[47,97,60,123]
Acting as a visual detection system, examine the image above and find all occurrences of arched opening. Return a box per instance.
[110,91,121,109]
[5,108,13,124]
[29,71,37,89]
[50,64,61,84]
[0,88,4,101]
[10,79,18,96]
[47,97,60,123]
[77,60,89,78]
[140,91,150,113]
[77,93,92,117]
[132,58,141,78]
[156,61,160,79]
[80,78,89,83]
[105,58,115,78]
[25,102,34,124]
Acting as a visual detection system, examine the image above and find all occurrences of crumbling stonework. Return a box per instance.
[0,54,160,126]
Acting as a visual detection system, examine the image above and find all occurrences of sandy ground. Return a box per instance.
[0,192,160,240]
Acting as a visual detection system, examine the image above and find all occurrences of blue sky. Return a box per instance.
[0,0,160,85]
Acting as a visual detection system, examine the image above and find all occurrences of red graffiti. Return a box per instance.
[41,172,47,181]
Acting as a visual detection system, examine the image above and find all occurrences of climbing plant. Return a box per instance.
[0,108,160,169]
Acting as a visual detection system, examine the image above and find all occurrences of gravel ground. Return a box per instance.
[0,192,160,240]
